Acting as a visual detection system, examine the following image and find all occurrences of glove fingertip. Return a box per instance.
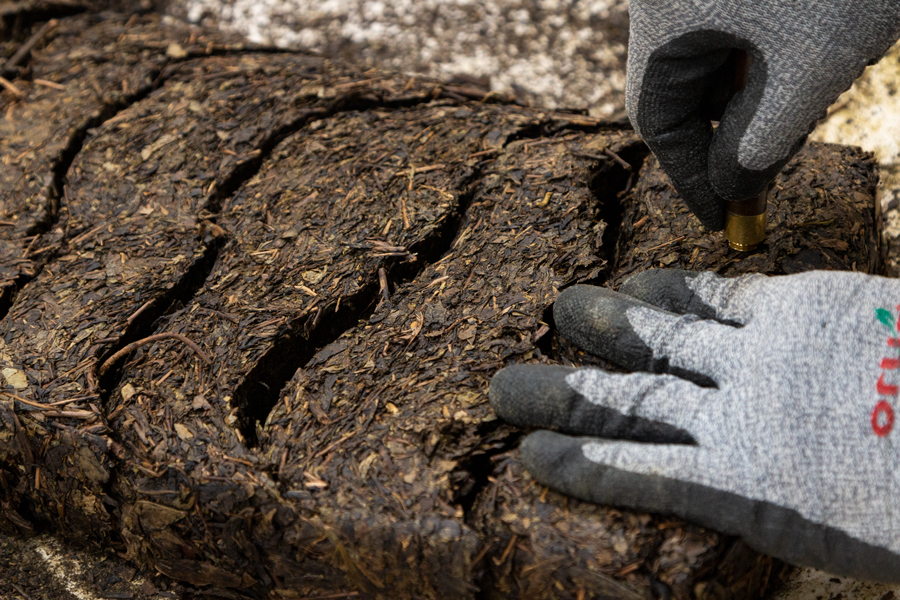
[620,269,698,309]
[553,285,655,370]
[620,269,721,321]
[489,364,576,428]
[708,142,792,202]
[519,434,678,509]
[519,430,593,497]
[553,285,618,340]
[685,189,726,231]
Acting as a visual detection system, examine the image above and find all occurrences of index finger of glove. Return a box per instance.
[708,23,900,202]
[628,32,737,230]
[554,285,736,384]
[490,364,707,444]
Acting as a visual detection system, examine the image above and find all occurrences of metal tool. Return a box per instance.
[725,188,767,252]
[724,51,767,252]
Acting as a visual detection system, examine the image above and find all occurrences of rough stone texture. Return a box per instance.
[0,531,184,600]
[173,0,631,119]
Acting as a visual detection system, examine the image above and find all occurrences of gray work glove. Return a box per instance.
[491,269,900,582]
[626,0,900,229]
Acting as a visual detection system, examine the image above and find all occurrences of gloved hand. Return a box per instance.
[626,1,900,230]
[490,268,900,582]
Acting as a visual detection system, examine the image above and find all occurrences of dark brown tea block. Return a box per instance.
[0,11,881,600]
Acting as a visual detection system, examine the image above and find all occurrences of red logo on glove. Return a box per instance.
[872,401,895,437]
[874,307,900,437]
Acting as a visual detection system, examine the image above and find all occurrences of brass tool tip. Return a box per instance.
[724,190,767,253]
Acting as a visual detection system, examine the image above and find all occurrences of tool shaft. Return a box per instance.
[724,50,767,252]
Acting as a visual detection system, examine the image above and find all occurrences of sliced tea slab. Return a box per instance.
[254,133,733,599]
[0,13,234,308]
[0,13,884,599]
[0,49,422,538]
[104,102,544,589]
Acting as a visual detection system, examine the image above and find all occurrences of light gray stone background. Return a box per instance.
[173,0,631,118]
[10,1,900,598]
